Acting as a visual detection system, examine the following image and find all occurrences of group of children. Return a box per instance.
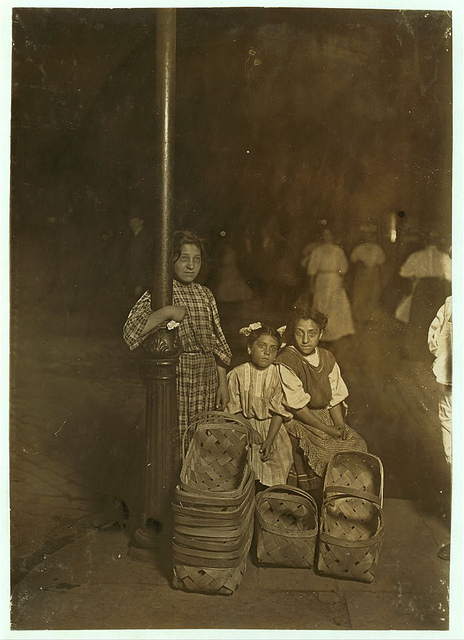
[123,230,368,497]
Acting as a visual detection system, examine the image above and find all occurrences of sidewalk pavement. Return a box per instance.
[10,497,452,633]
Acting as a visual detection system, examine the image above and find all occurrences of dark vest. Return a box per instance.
[276,346,335,409]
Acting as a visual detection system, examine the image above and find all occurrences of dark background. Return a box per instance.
[10,7,452,320]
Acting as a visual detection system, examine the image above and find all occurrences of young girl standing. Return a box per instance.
[225,323,294,487]
[276,303,367,492]
[123,230,232,450]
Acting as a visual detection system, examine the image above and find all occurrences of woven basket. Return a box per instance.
[172,559,248,596]
[255,485,318,568]
[180,412,259,495]
[173,502,255,540]
[171,412,258,595]
[317,451,384,583]
[172,514,254,595]
[172,509,255,568]
[173,526,250,553]
[175,466,255,512]
[323,451,384,505]
[172,491,255,529]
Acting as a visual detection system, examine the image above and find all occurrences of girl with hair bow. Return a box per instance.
[225,323,293,487]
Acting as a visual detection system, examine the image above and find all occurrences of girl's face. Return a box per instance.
[173,243,202,284]
[293,318,322,356]
[248,334,279,369]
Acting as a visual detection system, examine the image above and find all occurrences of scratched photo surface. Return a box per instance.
[8,5,456,634]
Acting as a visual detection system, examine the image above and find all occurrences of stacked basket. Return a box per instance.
[172,412,257,595]
[317,451,384,583]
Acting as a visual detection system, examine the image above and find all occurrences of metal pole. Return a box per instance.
[152,8,177,311]
[130,8,179,563]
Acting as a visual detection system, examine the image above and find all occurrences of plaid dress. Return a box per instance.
[123,281,232,451]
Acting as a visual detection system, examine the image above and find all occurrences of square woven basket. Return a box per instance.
[317,451,384,583]
[255,485,319,569]
[172,411,257,595]
[172,493,255,594]
[180,412,259,496]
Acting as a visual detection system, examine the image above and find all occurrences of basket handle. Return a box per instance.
[182,410,261,453]
[256,484,319,537]
[319,526,384,548]
[257,484,319,510]
[323,485,382,507]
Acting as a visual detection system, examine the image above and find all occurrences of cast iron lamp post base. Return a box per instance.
[128,324,181,563]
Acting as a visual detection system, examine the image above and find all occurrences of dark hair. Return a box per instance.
[245,325,282,351]
[172,230,206,262]
[283,303,328,345]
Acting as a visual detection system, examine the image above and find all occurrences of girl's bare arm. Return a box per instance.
[140,305,186,337]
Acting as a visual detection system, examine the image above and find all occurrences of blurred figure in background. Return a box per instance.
[125,210,153,304]
[396,230,451,360]
[304,228,354,342]
[214,241,253,303]
[350,226,386,327]
[298,235,322,306]
[428,294,452,561]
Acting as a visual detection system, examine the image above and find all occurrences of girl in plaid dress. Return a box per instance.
[276,304,367,493]
[226,323,293,487]
[123,231,232,450]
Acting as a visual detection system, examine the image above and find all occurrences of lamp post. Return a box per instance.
[129,8,179,562]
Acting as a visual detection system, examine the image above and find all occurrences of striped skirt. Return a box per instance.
[286,409,368,478]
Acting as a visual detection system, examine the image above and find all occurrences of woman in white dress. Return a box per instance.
[306,228,355,341]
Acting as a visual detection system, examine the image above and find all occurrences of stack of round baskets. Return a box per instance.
[255,485,319,568]
[317,451,384,583]
[172,412,257,595]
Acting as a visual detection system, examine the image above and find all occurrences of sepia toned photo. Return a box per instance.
[3,1,462,636]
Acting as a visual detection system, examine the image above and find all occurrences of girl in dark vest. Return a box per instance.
[276,303,367,496]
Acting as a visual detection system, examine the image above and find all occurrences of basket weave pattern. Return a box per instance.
[255,485,318,568]
[317,451,384,583]
[172,412,256,595]
[179,412,258,494]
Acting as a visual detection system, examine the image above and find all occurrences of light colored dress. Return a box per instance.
[350,242,386,324]
[306,243,355,341]
[428,296,452,465]
[399,245,451,282]
[226,362,294,486]
[395,245,452,324]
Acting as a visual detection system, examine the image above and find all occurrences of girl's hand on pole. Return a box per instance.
[163,304,186,323]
